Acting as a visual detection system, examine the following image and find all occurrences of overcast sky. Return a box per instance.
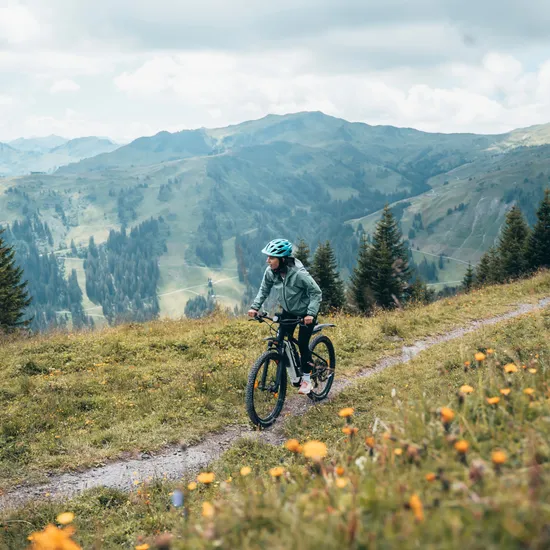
[1,0,550,142]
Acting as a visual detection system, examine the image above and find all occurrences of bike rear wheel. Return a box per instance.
[308,334,336,402]
[246,350,287,428]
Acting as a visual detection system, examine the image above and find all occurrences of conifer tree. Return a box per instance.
[369,205,411,309]
[349,234,375,314]
[527,189,550,271]
[498,205,530,280]
[310,241,345,313]
[0,229,32,331]
[476,246,502,286]
[293,238,311,269]
[462,262,475,292]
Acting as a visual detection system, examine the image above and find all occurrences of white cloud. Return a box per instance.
[50,79,80,93]
[111,50,550,136]
[0,95,13,105]
[0,3,40,44]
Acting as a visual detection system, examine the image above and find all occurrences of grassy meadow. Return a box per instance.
[1,272,550,493]
[2,277,550,548]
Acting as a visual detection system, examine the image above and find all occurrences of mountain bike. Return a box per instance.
[245,312,336,428]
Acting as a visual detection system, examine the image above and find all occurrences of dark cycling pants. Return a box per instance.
[277,310,316,374]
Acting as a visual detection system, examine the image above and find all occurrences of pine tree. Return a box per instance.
[462,262,475,292]
[293,238,311,269]
[348,234,375,314]
[369,205,411,309]
[476,246,501,286]
[310,241,345,314]
[527,189,550,271]
[498,205,530,280]
[408,277,434,305]
[0,229,32,331]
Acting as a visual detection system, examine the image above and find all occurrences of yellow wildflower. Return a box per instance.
[523,388,535,396]
[27,524,81,550]
[486,348,494,355]
[394,448,403,456]
[302,440,328,460]
[197,472,215,484]
[459,385,474,394]
[335,477,349,488]
[240,466,251,477]
[187,482,197,491]
[269,466,285,478]
[202,502,215,518]
[136,545,150,550]
[499,388,511,396]
[528,368,537,374]
[56,512,75,525]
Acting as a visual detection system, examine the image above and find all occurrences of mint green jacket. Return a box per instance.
[251,259,322,317]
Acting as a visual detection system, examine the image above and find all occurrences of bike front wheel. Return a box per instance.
[246,350,287,428]
[308,334,336,402]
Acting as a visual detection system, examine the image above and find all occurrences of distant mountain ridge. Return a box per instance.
[0,136,120,176]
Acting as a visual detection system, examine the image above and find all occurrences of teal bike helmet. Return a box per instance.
[261,238,293,257]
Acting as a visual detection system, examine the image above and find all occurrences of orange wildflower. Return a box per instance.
[504,363,518,373]
[491,450,507,465]
[454,440,469,454]
[499,388,511,396]
[197,472,215,484]
[409,494,424,522]
[459,385,474,394]
[338,407,354,418]
[302,440,327,461]
[475,352,486,362]
[486,397,500,405]
[285,439,302,453]
[440,407,455,424]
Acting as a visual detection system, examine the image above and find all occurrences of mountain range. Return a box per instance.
[0,136,120,176]
[1,111,550,321]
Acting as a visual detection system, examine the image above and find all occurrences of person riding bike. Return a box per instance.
[247,238,322,395]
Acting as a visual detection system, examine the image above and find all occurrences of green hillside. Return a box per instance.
[3,111,550,325]
[350,144,550,285]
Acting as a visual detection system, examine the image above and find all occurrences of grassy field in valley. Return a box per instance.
[2,279,550,548]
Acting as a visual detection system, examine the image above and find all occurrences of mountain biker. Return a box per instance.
[248,238,322,395]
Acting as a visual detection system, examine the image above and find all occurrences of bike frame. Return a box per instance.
[253,312,333,392]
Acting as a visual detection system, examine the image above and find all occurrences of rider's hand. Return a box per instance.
[304,315,314,325]
[248,309,258,318]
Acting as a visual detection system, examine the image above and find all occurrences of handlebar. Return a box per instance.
[248,312,306,325]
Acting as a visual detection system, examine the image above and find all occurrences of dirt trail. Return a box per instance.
[1,297,549,511]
